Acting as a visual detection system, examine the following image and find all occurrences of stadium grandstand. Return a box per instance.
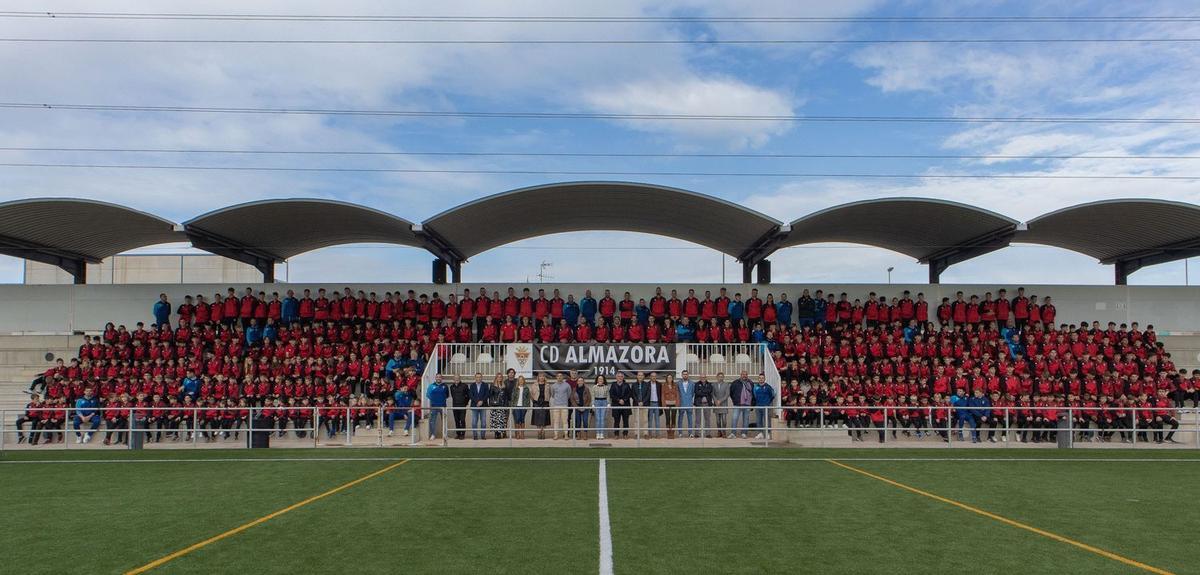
[2,185,1199,450]
[6,4,1200,573]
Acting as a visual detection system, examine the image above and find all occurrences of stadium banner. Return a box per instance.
[510,343,676,377]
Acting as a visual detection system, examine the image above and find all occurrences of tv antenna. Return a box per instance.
[537,261,554,283]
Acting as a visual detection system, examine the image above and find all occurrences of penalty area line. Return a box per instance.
[826,459,1175,575]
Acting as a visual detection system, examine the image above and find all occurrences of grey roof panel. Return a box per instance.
[1018,199,1200,263]
[422,181,782,259]
[0,198,183,262]
[184,198,422,260]
[779,197,1019,261]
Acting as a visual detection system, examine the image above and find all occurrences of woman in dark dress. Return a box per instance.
[488,374,509,439]
[531,373,552,439]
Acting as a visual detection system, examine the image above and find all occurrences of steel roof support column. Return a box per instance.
[927,258,949,284]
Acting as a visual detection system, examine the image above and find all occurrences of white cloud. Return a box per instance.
[583,77,797,149]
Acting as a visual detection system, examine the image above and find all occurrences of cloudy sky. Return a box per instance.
[1,1,1198,285]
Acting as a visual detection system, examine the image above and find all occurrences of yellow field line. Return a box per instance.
[825,459,1174,575]
[125,459,411,574]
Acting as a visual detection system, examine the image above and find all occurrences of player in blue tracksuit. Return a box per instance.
[388,387,415,436]
[425,376,449,439]
[152,293,171,327]
[73,389,101,443]
[752,378,776,436]
[580,292,597,326]
[955,389,990,443]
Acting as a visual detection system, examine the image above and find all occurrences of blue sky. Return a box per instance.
[1,0,1198,285]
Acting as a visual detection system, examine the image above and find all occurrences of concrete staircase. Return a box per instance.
[0,334,84,411]
[1161,334,1200,373]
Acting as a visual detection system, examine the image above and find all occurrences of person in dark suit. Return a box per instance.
[695,376,714,437]
[730,370,755,438]
[635,372,662,438]
[449,376,471,439]
[610,373,633,438]
[468,372,490,440]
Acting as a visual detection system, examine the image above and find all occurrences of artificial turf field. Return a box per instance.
[2,449,1198,575]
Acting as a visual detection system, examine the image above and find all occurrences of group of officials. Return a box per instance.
[423,369,777,441]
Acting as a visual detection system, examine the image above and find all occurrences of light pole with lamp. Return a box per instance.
[887,266,894,285]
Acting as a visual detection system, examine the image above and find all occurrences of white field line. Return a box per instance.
[598,459,613,575]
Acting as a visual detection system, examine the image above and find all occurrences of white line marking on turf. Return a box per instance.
[3,456,1200,465]
[598,459,613,575]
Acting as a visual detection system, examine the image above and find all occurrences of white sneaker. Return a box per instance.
[366,424,372,430]
[84,433,92,443]
[75,436,83,444]
[403,429,410,437]
[387,430,394,437]
[755,432,764,439]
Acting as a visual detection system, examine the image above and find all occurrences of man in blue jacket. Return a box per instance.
[752,375,776,439]
[389,385,415,437]
[152,293,171,327]
[468,373,490,440]
[967,389,992,443]
[675,317,695,343]
[952,388,986,443]
[181,371,201,400]
[384,351,406,381]
[580,290,597,327]
[728,294,745,323]
[635,299,650,327]
[812,291,827,327]
[425,374,449,440]
[73,388,101,443]
[281,289,300,325]
[676,371,696,437]
[563,295,580,328]
[776,293,793,327]
[245,319,263,347]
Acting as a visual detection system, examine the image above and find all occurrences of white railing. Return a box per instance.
[2,405,1196,450]
[421,342,776,404]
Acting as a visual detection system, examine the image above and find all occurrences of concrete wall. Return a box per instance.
[0,282,1197,334]
[23,255,261,285]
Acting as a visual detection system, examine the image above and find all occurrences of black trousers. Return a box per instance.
[1153,417,1179,442]
[452,405,468,437]
[612,409,630,435]
[15,416,36,441]
[104,418,128,443]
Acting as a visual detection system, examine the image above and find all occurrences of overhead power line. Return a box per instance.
[3,146,1196,161]
[0,162,1194,180]
[2,11,1198,23]
[1,37,1198,45]
[2,102,1197,124]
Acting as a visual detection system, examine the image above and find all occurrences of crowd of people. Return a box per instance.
[11,284,1196,447]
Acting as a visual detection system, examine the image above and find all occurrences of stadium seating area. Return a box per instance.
[9,285,1198,447]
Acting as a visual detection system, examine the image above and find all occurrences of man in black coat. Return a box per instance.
[449,376,472,440]
[610,373,633,438]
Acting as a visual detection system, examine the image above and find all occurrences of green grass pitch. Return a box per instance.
[2,448,1196,574]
